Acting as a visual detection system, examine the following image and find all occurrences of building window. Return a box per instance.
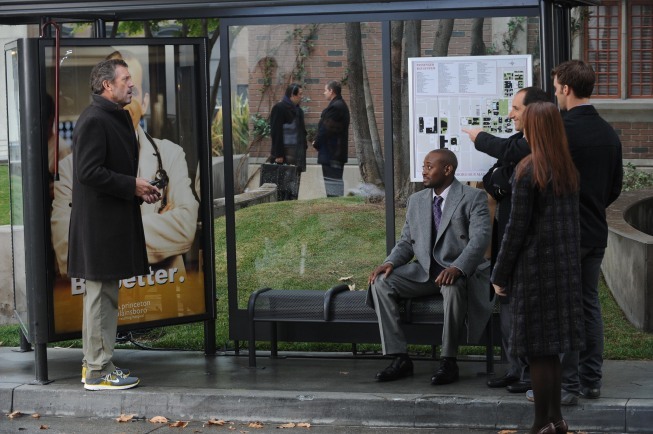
[629,1,653,97]
[585,1,621,97]
[584,1,653,98]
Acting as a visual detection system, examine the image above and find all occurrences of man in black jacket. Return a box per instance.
[268,83,307,200]
[70,59,161,391]
[313,80,350,197]
[463,86,548,395]
[552,60,622,405]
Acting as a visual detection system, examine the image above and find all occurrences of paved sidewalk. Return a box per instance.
[1,347,652,432]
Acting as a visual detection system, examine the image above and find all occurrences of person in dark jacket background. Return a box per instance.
[552,60,623,405]
[313,80,350,197]
[491,101,585,434]
[69,58,160,391]
[268,83,307,200]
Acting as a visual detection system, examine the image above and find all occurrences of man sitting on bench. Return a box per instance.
[367,149,491,385]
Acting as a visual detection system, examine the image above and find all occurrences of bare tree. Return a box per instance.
[470,18,486,55]
[432,19,455,57]
[362,47,384,184]
[395,20,422,204]
[345,22,383,186]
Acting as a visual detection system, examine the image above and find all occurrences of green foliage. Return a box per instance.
[251,113,271,140]
[211,94,251,156]
[502,17,525,54]
[622,163,653,192]
[0,164,10,226]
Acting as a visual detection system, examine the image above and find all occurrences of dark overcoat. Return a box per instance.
[491,166,585,357]
[314,96,350,165]
[67,94,148,281]
[269,97,307,171]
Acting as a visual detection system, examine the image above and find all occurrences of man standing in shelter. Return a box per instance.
[69,58,160,391]
[367,149,492,385]
[552,60,623,405]
[462,86,549,395]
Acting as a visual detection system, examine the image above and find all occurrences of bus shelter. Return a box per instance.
[0,0,598,383]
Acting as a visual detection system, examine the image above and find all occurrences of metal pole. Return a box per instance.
[93,19,106,38]
[381,20,396,254]
[539,0,555,99]
[204,319,216,355]
[18,329,32,352]
[33,343,52,385]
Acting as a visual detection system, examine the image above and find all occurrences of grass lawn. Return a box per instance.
[0,194,651,360]
[0,164,10,226]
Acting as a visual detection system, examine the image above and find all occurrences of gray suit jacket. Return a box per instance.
[380,178,494,342]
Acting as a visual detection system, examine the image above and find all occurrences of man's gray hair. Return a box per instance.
[90,58,128,95]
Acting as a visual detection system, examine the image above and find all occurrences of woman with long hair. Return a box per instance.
[491,101,585,434]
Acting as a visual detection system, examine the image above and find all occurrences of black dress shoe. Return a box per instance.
[506,381,531,393]
[580,386,600,399]
[486,373,519,388]
[375,356,413,382]
[431,358,459,385]
[536,423,556,434]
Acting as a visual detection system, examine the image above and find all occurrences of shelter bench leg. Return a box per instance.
[248,322,257,368]
[270,322,278,358]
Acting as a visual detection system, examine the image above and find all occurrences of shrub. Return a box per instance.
[622,163,653,192]
[211,94,251,156]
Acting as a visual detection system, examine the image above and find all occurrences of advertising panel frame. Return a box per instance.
[6,36,215,345]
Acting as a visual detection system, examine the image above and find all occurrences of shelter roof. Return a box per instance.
[0,0,600,25]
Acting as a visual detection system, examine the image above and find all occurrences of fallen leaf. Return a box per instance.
[338,275,353,281]
[115,414,136,423]
[39,425,49,430]
[228,427,236,431]
[498,431,517,434]
[169,421,189,428]
[297,422,311,428]
[32,413,41,419]
[149,416,168,423]
[205,418,227,426]
[348,283,356,291]
[278,422,296,428]
[248,421,264,428]
[7,412,23,419]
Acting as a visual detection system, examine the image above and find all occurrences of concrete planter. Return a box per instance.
[602,188,653,332]
[211,154,249,200]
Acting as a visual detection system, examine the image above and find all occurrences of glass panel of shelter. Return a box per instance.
[226,14,542,311]
[227,21,387,309]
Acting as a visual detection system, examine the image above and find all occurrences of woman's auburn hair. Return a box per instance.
[516,101,579,196]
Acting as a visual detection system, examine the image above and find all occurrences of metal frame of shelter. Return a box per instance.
[0,0,599,383]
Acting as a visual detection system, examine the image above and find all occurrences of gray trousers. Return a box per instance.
[370,271,467,358]
[82,279,119,379]
[500,302,530,381]
[561,246,605,393]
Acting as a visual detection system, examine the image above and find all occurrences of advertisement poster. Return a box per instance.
[46,43,207,334]
[408,55,533,181]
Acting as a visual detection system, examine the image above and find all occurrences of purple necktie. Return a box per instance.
[433,195,443,233]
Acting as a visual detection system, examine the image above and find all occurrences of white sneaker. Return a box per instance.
[81,366,130,384]
[84,371,139,391]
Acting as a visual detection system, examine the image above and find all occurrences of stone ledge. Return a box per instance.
[212,183,277,218]
[602,188,653,332]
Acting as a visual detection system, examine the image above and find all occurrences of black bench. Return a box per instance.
[248,284,495,371]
